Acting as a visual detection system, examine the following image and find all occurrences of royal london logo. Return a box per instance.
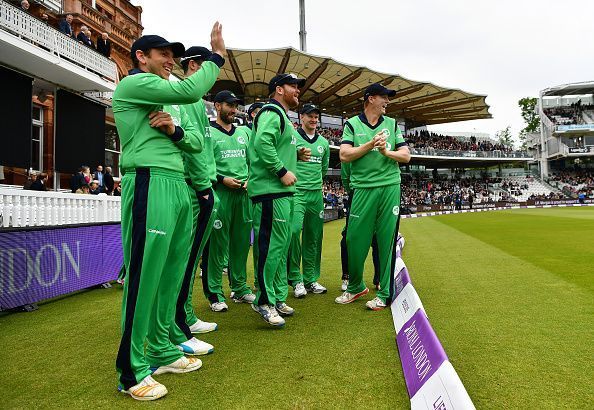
[213,220,222,230]
[237,136,246,145]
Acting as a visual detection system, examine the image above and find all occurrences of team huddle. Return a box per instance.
[113,23,410,401]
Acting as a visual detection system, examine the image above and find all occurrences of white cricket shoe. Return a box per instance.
[366,297,387,311]
[335,288,369,304]
[151,356,202,375]
[275,302,295,317]
[251,303,285,327]
[119,375,167,401]
[294,282,307,298]
[232,292,256,303]
[341,279,348,291]
[189,319,217,334]
[306,282,327,294]
[210,301,228,312]
[177,337,214,356]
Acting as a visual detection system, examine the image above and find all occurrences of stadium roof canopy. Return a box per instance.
[175,47,492,126]
[542,81,594,97]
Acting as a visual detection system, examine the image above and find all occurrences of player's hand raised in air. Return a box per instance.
[210,21,226,58]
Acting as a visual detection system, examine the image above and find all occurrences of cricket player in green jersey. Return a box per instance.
[336,83,410,310]
[288,103,329,297]
[248,73,310,327]
[166,46,221,359]
[114,24,226,401]
[201,90,256,310]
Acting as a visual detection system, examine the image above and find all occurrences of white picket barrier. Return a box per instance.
[0,188,121,228]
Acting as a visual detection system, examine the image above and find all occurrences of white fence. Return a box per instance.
[0,188,121,228]
[0,0,118,82]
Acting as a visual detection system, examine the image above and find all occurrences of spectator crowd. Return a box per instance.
[548,170,594,199]
[406,130,513,152]
[544,100,594,125]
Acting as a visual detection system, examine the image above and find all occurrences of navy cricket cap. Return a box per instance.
[181,46,212,62]
[130,35,185,59]
[364,83,396,100]
[214,90,242,104]
[300,103,321,115]
[268,73,306,94]
[247,102,264,117]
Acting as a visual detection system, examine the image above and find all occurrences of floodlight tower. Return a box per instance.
[299,0,307,52]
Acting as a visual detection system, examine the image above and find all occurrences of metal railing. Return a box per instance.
[0,0,118,82]
[0,188,121,228]
[409,148,532,159]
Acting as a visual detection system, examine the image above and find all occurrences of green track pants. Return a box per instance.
[288,190,324,286]
[116,168,192,390]
[202,185,252,303]
[169,185,218,344]
[345,184,401,304]
[253,196,294,306]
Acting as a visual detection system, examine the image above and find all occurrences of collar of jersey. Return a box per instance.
[127,68,145,76]
[266,98,287,113]
[210,120,236,136]
[297,127,319,144]
[358,112,384,130]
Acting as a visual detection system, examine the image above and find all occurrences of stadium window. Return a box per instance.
[105,123,120,177]
[31,105,43,171]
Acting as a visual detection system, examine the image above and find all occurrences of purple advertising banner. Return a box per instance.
[394,265,411,296]
[396,309,448,398]
[0,223,122,309]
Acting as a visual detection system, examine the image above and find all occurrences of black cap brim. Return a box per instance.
[288,78,306,88]
[301,107,321,115]
[155,41,185,58]
[221,97,242,105]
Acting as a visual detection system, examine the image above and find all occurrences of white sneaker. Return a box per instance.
[210,301,228,312]
[294,282,307,298]
[335,288,369,304]
[151,356,202,375]
[232,292,256,303]
[189,319,217,334]
[251,303,285,327]
[366,296,387,311]
[177,337,214,356]
[341,279,348,291]
[120,375,167,401]
[306,282,327,294]
[275,302,295,317]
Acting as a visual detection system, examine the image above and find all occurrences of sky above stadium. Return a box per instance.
[133,0,593,143]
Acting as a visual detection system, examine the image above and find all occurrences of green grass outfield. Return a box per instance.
[1,207,593,409]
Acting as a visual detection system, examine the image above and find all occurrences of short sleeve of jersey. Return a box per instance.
[341,122,354,145]
[394,125,407,149]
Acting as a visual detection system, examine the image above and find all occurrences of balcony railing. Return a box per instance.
[0,188,121,228]
[409,148,533,159]
[0,0,118,82]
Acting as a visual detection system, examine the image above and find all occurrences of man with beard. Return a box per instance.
[113,24,225,401]
[248,73,309,327]
[336,83,410,311]
[202,91,255,311]
[287,103,329,298]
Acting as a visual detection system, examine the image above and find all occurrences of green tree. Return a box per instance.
[495,126,514,148]
[518,97,540,149]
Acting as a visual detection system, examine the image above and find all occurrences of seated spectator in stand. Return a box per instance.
[76,26,93,48]
[94,165,104,192]
[76,184,90,194]
[96,32,111,57]
[89,180,100,195]
[20,0,30,13]
[104,166,115,195]
[30,172,49,191]
[58,14,74,38]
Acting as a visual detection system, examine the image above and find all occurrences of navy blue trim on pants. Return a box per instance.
[116,168,150,390]
[256,199,274,306]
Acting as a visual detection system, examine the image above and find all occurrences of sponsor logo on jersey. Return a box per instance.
[237,136,246,145]
[317,146,324,154]
[213,220,222,229]
[273,218,287,223]
[220,149,246,159]
[392,205,400,216]
[148,228,166,236]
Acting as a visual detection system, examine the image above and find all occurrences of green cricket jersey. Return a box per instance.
[210,122,250,182]
[183,99,217,191]
[341,113,407,188]
[112,59,222,173]
[236,123,253,139]
[248,99,297,200]
[294,127,329,191]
